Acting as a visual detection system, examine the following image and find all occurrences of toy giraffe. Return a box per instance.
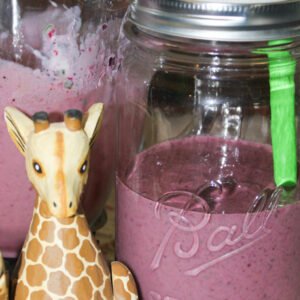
[4,104,138,300]
[0,252,8,300]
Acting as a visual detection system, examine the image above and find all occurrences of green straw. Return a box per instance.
[254,40,297,187]
[266,40,297,187]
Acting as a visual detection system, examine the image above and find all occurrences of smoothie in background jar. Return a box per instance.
[0,1,126,258]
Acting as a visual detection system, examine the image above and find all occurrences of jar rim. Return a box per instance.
[129,0,300,42]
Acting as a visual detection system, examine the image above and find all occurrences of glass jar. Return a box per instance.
[0,0,128,258]
[116,1,300,299]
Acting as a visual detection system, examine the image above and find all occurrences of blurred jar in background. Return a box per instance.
[0,0,128,258]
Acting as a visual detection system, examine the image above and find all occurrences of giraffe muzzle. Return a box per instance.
[47,197,79,218]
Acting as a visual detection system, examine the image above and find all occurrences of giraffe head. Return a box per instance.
[4,103,104,218]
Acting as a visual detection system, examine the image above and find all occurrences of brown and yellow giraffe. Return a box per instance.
[0,252,8,300]
[4,104,138,300]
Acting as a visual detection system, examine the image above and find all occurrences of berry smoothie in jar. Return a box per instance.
[116,1,300,299]
[0,0,127,258]
[117,136,300,299]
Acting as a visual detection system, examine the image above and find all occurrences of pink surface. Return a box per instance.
[116,136,300,299]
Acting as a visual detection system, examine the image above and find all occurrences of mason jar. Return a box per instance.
[116,1,300,299]
[0,0,128,259]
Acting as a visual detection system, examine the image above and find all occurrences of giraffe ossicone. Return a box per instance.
[4,104,139,300]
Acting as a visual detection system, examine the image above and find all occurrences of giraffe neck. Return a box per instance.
[15,196,113,299]
[27,196,93,250]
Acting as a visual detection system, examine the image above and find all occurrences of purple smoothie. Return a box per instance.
[116,136,300,300]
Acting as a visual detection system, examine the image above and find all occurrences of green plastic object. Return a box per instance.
[266,40,297,187]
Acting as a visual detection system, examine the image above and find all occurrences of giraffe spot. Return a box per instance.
[86,265,104,287]
[26,238,43,262]
[30,290,52,300]
[26,264,47,287]
[54,132,67,216]
[34,197,39,209]
[39,200,52,218]
[47,271,70,296]
[79,240,96,263]
[42,245,63,268]
[0,274,7,300]
[98,252,110,276]
[127,273,138,295]
[39,221,56,243]
[58,228,79,250]
[111,262,138,295]
[15,281,29,299]
[71,277,93,300]
[59,298,76,300]
[65,253,84,277]
[31,214,40,235]
[23,234,29,248]
[57,217,74,225]
[11,278,18,294]
[18,252,26,277]
[111,261,130,277]
[103,278,113,299]
[76,216,89,237]
[91,235,100,249]
[113,278,131,300]
[94,291,102,300]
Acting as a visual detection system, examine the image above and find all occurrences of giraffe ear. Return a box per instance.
[0,251,3,276]
[0,251,8,299]
[4,106,34,156]
[82,103,104,148]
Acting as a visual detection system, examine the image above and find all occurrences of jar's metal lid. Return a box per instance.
[128,0,300,42]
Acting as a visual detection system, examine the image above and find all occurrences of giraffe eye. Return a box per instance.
[33,161,43,174]
[79,160,88,174]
